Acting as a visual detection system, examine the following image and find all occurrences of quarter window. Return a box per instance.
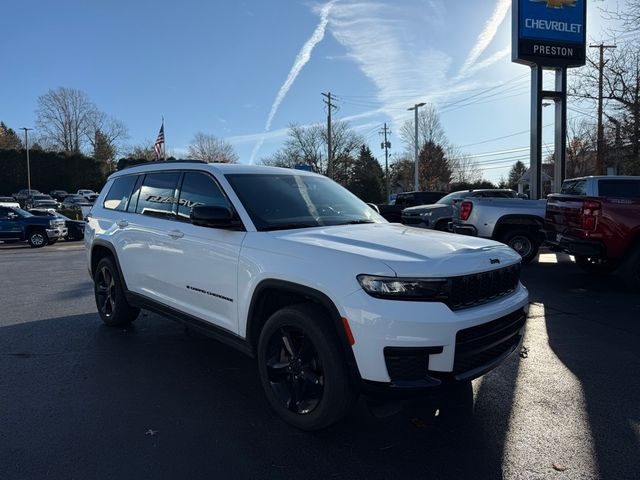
[176,172,231,221]
[135,172,181,218]
[103,175,138,211]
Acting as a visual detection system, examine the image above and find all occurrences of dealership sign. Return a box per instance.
[513,0,586,67]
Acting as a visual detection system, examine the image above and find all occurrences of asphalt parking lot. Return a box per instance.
[1,243,639,480]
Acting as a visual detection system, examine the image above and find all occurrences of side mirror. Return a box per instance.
[190,205,238,228]
[8,213,18,220]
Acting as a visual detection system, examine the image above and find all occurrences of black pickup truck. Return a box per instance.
[377,191,446,223]
[0,206,67,247]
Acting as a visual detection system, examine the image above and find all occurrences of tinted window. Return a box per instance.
[104,175,138,211]
[226,173,384,231]
[176,172,231,221]
[561,179,587,195]
[127,175,144,213]
[0,207,10,219]
[135,172,180,218]
[598,180,640,198]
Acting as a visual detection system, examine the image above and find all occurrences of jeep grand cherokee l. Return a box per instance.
[85,161,529,430]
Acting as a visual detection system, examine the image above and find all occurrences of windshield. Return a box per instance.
[225,173,386,231]
[437,191,468,206]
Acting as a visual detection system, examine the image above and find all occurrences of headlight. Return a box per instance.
[421,211,432,217]
[357,275,448,301]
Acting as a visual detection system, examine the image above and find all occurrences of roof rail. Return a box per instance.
[118,159,208,171]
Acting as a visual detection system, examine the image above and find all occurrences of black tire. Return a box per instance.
[501,229,539,264]
[27,229,47,248]
[574,255,617,275]
[620,246,640,292]
[93,257,139,326]
[257,304,356,431]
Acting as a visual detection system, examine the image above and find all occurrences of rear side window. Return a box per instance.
[176,172,231,221]
[135,172,180,218]
[561,180,587,195]
[598,180,640,198]
[103,175,138,211]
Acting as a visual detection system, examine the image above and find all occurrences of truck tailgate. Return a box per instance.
[544,195,585,236]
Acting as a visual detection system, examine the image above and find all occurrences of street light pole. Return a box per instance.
[407,102,425,191]
[20,127,33,196]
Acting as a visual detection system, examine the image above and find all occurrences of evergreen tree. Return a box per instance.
[347,145,385,203]
[0,122,23,150]
[507,161,528,189]
[419,141,452,191]
[93,130,115,162]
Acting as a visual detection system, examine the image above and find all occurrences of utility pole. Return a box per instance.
[20,127,33,198]
[589,43,616,175]
[407,102,426,191]
[321,92,337,179]
[380,123,391,201]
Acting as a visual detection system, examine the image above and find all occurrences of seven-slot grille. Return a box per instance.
[447,263,520,310]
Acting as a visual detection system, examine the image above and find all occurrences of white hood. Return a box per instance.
[270,223,521,277]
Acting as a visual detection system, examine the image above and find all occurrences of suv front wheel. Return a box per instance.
[93,257,140,326]
[257,304,355,430]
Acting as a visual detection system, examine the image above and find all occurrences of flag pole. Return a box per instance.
[162,116,166,160]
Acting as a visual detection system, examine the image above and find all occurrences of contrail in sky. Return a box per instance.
[458,0,510,77]
[249,0,336,164]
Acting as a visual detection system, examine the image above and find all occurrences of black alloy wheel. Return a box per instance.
[93,257,139,326]
[265,326,325,415]
[257,304,355,430]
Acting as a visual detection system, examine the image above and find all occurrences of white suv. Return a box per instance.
[85,161,529,430]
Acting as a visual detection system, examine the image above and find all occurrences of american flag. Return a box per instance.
[154,121,164,161]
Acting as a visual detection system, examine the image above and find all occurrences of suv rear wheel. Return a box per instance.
[94,257,140,326]
[257,304,355,430]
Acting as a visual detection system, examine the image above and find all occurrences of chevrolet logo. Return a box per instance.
[530,0,576,8]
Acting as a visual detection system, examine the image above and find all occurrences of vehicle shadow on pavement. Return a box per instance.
[526,262,640,480]
[0,311,523,480]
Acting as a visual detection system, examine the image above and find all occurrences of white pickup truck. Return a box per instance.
[451,197,547,263]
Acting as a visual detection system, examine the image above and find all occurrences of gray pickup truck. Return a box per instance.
[401,189,520,231]
[451,197,547,263]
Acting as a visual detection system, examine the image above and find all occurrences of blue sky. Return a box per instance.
[0,0,621,183]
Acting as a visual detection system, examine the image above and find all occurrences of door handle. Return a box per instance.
[117,220,128,228]
[168,229,184,239]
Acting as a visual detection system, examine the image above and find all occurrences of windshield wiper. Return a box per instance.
[260,222,320,231]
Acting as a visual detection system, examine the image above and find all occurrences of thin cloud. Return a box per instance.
[461,45,511,77]
[249,0,337,164]
[458,0,511,77]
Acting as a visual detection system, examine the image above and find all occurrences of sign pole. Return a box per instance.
[554,68,567,193]
[530,66,543,200]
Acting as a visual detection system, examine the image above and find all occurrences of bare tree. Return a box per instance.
[35,87,98,153]
[126,142,157,161]
[262,121,363,177]
[187,132,238,163]
[448,147,482,184]
[399,104,448,154]
[566,118,597,177]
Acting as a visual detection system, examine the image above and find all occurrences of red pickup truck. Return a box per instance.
[544,176,640,290]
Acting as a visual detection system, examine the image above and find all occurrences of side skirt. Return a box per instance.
[126,291,254,358]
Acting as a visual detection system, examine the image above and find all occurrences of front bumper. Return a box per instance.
[46,227,68,239]
[544,231,604,257]
[341,283,529,388]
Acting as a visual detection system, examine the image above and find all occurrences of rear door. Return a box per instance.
[0,207,23,239]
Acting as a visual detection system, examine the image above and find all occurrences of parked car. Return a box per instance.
[12,189,41,202]
[50,190,69,202]
[86,161,528,430]
[402,189,520,231]
[85,193,99,203]
[377,191,446,223]
[0,196,20,208]
[29,194,60,210]
[62,195,92,208]
[451,197,547,263]
[544,176,640,289]
[29,209,85,241]
[0,206,67,247]
[77,189,98,200]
